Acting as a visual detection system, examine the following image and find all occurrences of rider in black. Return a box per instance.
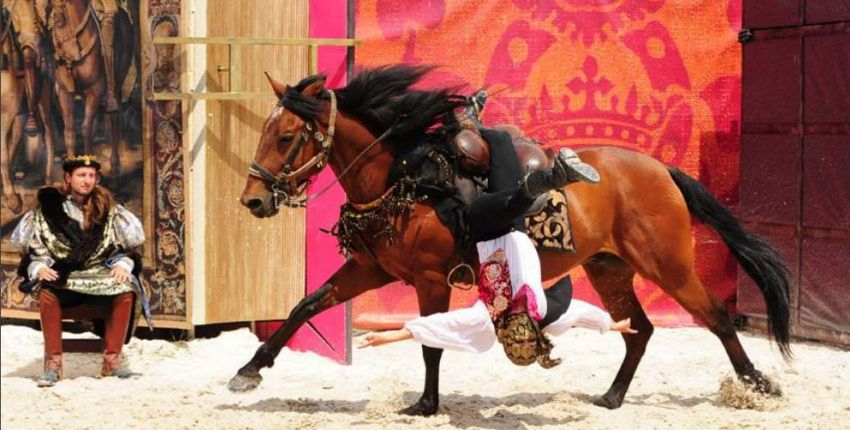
[466,89,599,242]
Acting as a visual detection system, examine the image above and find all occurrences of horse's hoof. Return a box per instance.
[741,373,782,397]
[5,193,23,214]
[399,399,438,416]
[593,392,624,409]
[227,371,262,392]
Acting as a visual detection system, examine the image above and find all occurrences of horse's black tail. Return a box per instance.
[668,167,792,359]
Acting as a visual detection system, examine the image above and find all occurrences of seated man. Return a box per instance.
[11,155,150,387]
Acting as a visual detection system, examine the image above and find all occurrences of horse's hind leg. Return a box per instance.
[583,254,652,409]
[621,220,781,396]
[654,267,780,395]
[228,257,394,392]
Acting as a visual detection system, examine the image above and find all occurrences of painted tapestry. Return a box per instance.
[0,0,186,320]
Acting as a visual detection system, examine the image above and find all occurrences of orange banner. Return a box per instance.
[353,0,742,327]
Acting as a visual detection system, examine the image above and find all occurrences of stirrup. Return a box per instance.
[556,148,600,184]
[523,192,549,216]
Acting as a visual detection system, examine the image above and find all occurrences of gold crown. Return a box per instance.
[65,154,98,166]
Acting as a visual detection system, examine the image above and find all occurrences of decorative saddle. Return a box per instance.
[450,124,576,253]
[451,125,554,212]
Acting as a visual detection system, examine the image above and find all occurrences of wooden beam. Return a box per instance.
[152,92,276,101]
[151,35,359,102]
[153,36,361,46]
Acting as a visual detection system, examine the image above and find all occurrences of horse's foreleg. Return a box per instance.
[399,276,452,416]
[228,257,393,392]
[104,112,121,175]
[38,83,55,182]
[0,120,23,213]
[1,88,23,212]
[7,114,23,161]
[583,254,651,409]
[9,114,23,169]
[81,91,100,156]
[57,88,76,157]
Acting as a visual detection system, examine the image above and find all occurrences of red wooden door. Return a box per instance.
[739,2,850,343]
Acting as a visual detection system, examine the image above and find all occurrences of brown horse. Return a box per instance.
[229,65,790,415]
[50,0,131,173]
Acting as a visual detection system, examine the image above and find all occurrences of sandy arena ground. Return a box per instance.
[1,324,848,429]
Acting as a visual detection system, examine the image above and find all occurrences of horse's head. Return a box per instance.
[53,0,86,29]
[240,73,336,217]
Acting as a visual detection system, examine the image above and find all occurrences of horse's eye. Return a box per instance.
[279,135,294,143]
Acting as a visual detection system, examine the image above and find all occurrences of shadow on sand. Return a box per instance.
[218,390,598,429]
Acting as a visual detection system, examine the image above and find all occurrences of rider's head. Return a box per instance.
[496,312,561,368]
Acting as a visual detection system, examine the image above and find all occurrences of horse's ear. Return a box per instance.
[301,78,326,97]
[265,72,288,98]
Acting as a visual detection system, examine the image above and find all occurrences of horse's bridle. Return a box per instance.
[248,89,338,208]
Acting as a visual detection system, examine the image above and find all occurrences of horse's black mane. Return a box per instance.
[278,75,326,120]
[279,65,468,146]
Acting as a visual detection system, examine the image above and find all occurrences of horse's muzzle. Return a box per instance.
[240,192,278,218]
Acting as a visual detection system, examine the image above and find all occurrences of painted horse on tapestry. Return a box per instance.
[50,0,134,174]
[228,65,791,415]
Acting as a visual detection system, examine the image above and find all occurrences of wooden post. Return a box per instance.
[229,43,242,92]
[308,43,319,75]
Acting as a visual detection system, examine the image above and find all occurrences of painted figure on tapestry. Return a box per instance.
[2,1,145,320]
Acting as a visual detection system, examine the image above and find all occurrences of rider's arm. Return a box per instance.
[359,300,497,353]
[542,299,615,336]
[357,328,413,348]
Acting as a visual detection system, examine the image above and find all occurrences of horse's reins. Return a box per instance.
[248,89,396,208]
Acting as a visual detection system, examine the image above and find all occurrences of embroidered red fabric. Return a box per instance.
[478,259,513,322]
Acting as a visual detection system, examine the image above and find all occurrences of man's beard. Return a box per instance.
[68,185,95,202]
